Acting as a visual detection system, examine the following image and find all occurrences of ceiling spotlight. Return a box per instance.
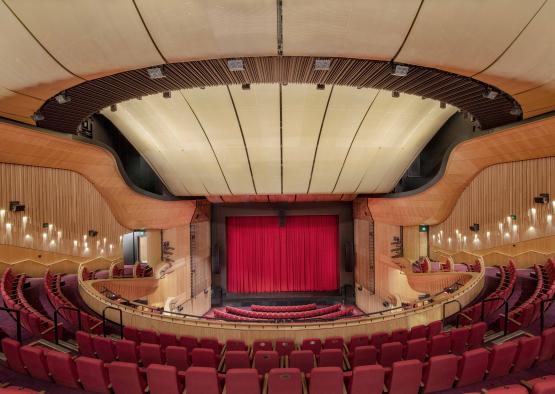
[316,83,326,90]
[162,91,171,99]
[110,104,117,112]
[137,96,142,100]
[482,88,499,100]
[31,112,44,121]
[241,83,251,90]
[440,102,447,109]
[147,66,165,79]
[314,58,331,71]
[392,91,400,98]
[55,92,71,104]
[227,59,244,71]
[391,63,409,77]
[510,104,522,116]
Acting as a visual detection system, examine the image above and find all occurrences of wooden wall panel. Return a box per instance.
[431,158,555,255]
[353,198,375,293]
[0,163,127,259]
[190,201,211,298]
[403,226,428,262]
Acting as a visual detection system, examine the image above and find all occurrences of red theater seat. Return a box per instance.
[404,338,427,362]
[487,341,518,379]
[147,364,183,394]
[123,326,140,344]
[350,345,377,367]
[76,330,95,357]
[267,368,302,394]
[185,367,221,394]
[139,329,159,344]
[324,336,344,350]
[226,339,247,351]
[483,385,528,393]
[379,341,403,368]
[538,327,555,362]
[139,343,164,367]
[468,322,487,349]
[301,338,322,355]
[386,359,423,394]
[456,348,488,387]
[390,328,408,344]
[318,348,343,368]
[369,332,388,350]
[116,338,139,363]
[289,350,315,374]
[448,327,470,355]
[348,335,369,353]
[428,334,451,357]
[225,350,251,370]
[75,356,111,394]
[159,332,178,349]
[512,335,541,372]
[165,345,189,372]
[427,321,443,339]
[93,336,116,363]
[225,368,261,394]
[409,325,427,340]
[526,375,555,394]
[200,337,223,355]
[179,335,198,351]
[108,361,147,394]
[192,348,218,368]
[276,338,295,357]
[252,339,273,355]
[46,351,79,388]
[309,367,344,394]
[421,354,458,393]
[1,338,26,374]
[20,346,49,381]
[348,365,384,394]
[254,350,279,375]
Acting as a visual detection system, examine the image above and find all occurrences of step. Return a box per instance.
[489,330,527,345]
[36,339,74,353]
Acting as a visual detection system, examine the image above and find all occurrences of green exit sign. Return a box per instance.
[419,225,429,233]
[510,214,517,220]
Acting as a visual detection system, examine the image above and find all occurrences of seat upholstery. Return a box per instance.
[139,343,164,367]
[165,345,189,371]
[139,329,159,344]
[348,335,369,353]
[318,348,343,368]
[449,327,470,355]
[512,335,541,372]
[108,361,147,394]
[386,359,423,394]
[427,321,443,339]
[185,366,220,394]
[1,338,26,374]
[422,354,459,393]
[289,350,315,373]
[538,327,555,362]
[226,339,247,351]
[123,326,140,344]
[75,356,111,394]
[20,346,49,381]
[252,339,273,355]
[301,338,322,355]
[456,348,488,387]
[46,351,80,388]
[200,337,222,355]
[254,350,280,375]
[369,332,388,350]
[192,347,217,368]
[324,336,344,350]
[309,367,344,394]
[409,325,428,340]
[379,341,403,368]
[404,338,427,362]
[179,335,198,351]
[350,345,377,367]
[276,339,295,357]
[428,334,451,357]
[348,365,385,394]
[225,368,261,394]
[159,332,178,349]
[146,364,183,394]
[467,322,487,349]
[390,329,409,344]
[487,341,518,379]
[115,338,139,363]
[76,331,95,357]
[267,368,302,394]
[225,350,251,370]
[92,336,116,363]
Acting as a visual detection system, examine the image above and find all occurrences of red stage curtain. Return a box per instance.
[226,215,338,293]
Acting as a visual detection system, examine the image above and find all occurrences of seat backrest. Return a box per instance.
[319,348,343,368]
[226,339,247,351]
[225,368,261,394]
[386,360,423,394]
[485,385,530,393]
[351,345,377,367]
[309,367,344,394]
[369,332,388,350]
[427,321,443,339]
[165,346,189,371]
[185,367,220,394]
[139,329,159,344]
[1,338,26,374]
[146,364,183,394]
[538,327,555,362]
[467,322,487,349]
[76,331,95,357]
[275,339,295,357]
[108,361,147,394]
[409,325,427,340]
[390,329,408,344]
[404,338,427,362]
[225,350,251,370]
[456,348,488,387]
[93,336,116,363]
[512,336,541,372]
[301,338,322,355]
[428,334,451,357]
[450,327,470,355]
[252,339,273,355]
[139,343,163,367]
[159,332,178,349]
[20,346,49,381]
[116,338,139,363]
[422,354,459,393]
[200,337,221,355]
[254,350,280,375]
[289,350,315,373]
[179,335,198,350]
[348,365,384,394]
[123,326,140,344]
[348,335,369,353]
[192,347,217,368]
[487,341,518,379]
[267,368,302,394]
[324,336,344,350]
[75,356,110,394]
[46,351,79,388]
[531,379,555,394]
[379,341,403,368]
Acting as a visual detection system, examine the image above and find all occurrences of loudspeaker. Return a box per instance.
[212,244,221,274]
[279,210,286,227]
[344,242,353,272]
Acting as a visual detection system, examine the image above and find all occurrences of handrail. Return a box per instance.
[0,306,22,342]
[54,306,82,344]
[442,300,461,321]
[102,306,123,338]
[539,295,555,332]
[480,297,509,336]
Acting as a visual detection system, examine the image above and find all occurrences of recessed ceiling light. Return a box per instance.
[55,92,71,104]
[316,84,325,90]
[242,83,251,90]
[392,91,400,98]
[440,102,446,109]
[227,59,244,71]
[110,104,117,112]
[391,64,409,77]
[147,66,165,79]
[314,59,331,71]
[163,91,171,99]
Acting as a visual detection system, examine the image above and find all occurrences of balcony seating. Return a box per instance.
[404,338,427,362]
[512,335,541,372]
[308,367,344,394]
[318,349,343,368]
[75,356,111,394]
[350,345,377,367]
[222,304,347,321]
[92,336,116,363]
[139,343,164,367]
[267,368,302,394]
[487,341,518,379]
[455,348,489,387]
[115,338,139,363]
[251,303,317,312]
[185,367,221,394]
[19,345,49,381]
[378,341,403,367]
[386,359,422,394]
[107,362,147,394]
[224,350,251,370]
[45,351,80,388]
[301,338,322,355]
[192,348,218,368]
[165,345,189,371]
[421,354,459,393]
[225,368,261,394]
[347,365,384,394]
[253,350,280,375]
[288,350,316,374]
[146,364,183,394]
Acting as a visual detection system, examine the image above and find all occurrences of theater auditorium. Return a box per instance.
[2,1,555,393]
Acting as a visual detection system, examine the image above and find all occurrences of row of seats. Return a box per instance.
[479,375,555,394]
[251,303,317,312]
[43,270,103,335]
[0,268,58,341]
[213,306,354,321]
[223,304,343,320]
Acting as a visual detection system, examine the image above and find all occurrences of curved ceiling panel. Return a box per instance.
[4,0,164,78]
[395,0,545,77]
[135,0,277,62]
[102,84,455,196]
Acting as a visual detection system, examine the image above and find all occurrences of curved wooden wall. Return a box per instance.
[0,256,117,277]
[0,120,197,230]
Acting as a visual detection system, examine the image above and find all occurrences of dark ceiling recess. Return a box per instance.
[37,56,521,133]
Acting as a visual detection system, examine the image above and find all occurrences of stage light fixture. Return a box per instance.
[55,92,71,104]
[316,83,325,90]
[314,58,331,71]
[163,91,171,99]
[482,88,499,100]
[31,112,44,121]
[242,83,251,90]
[227,59,244,71]
[147,66,165,79]
[110,104,117,112]
[440,102,447,109]
[534,193,550,204]
[391,63,409,77]
[392,91,400,98]
[469,223,480,232]
[510,104,522,116]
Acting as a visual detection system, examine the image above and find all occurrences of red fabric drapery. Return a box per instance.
[226,215,338,293]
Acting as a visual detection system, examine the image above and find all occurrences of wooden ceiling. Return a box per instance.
[0,0,553,125]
